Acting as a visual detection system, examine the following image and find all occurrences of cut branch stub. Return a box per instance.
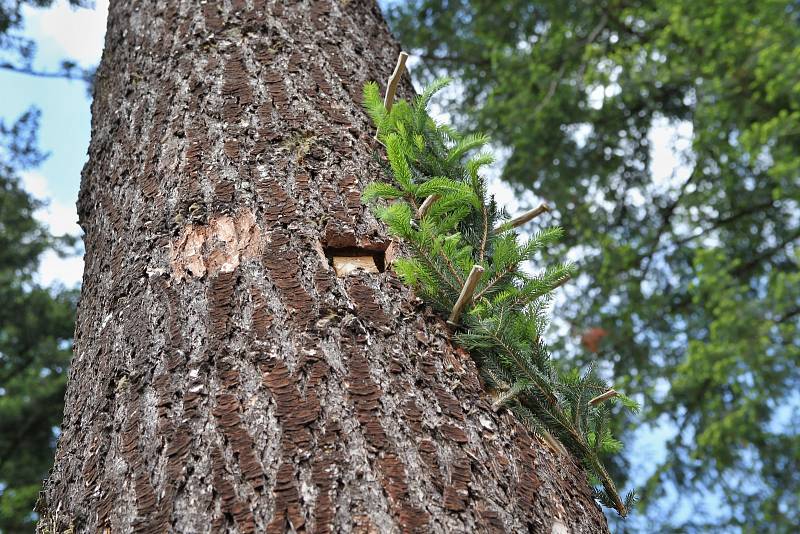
[495,202,551,233]
[447,264,485,325]
[332,256,379,277]
[375,51,409,140]
[383,51,409,113]
[540,431,569,457]
[417,194,440,219]
[589,389,618,406]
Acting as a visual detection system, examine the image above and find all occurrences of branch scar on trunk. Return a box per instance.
[169,209,263,280]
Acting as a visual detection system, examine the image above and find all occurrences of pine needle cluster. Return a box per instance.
[362,78,638,516]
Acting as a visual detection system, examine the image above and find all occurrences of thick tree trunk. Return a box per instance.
[39,1,608,532]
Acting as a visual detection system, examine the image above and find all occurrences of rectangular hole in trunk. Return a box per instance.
[324,246,386,276]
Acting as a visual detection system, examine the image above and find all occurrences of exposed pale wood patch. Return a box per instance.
[332,255,379,276]
[169,209,262,280]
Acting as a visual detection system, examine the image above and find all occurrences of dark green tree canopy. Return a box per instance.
[388,0,799,531]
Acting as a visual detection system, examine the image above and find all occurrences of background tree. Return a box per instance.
[0,1,87,531]
[387,0,800,531]
[0,112,77,532]
[38,1,609,532]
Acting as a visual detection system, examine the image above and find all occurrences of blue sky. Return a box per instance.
[2,0,108,287]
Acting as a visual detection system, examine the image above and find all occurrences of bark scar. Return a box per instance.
[169,209,262,280]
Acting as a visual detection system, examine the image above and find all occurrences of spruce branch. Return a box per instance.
[361,78,637,517]
[553,274,572,289]
[478,202,490,263]
[439,249,466,287]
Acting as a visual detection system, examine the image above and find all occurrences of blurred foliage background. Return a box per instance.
[388,0,799,531]
[1,0,798,532]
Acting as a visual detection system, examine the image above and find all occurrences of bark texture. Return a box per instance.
[40,1,609,533]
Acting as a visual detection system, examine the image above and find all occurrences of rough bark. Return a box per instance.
[39,1,609,533]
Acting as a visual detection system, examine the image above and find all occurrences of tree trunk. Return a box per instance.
[39,1,608,533]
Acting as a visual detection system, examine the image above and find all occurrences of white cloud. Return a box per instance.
[19,169,50,198]
[21,171,83,288]
[10,1,103,289]
[42,195,80,237]
[38,250,84,287]
[21,0,109,67]
[21,171,80,236]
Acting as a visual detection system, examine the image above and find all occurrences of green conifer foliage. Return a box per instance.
[362,79,639,516]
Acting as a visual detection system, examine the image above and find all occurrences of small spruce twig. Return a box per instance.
[478,203,490,263]
[448,265,484,324]
[439,250,465,286]
[553,274,572,290]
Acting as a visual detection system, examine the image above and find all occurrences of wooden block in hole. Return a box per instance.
[333,256,379,277]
